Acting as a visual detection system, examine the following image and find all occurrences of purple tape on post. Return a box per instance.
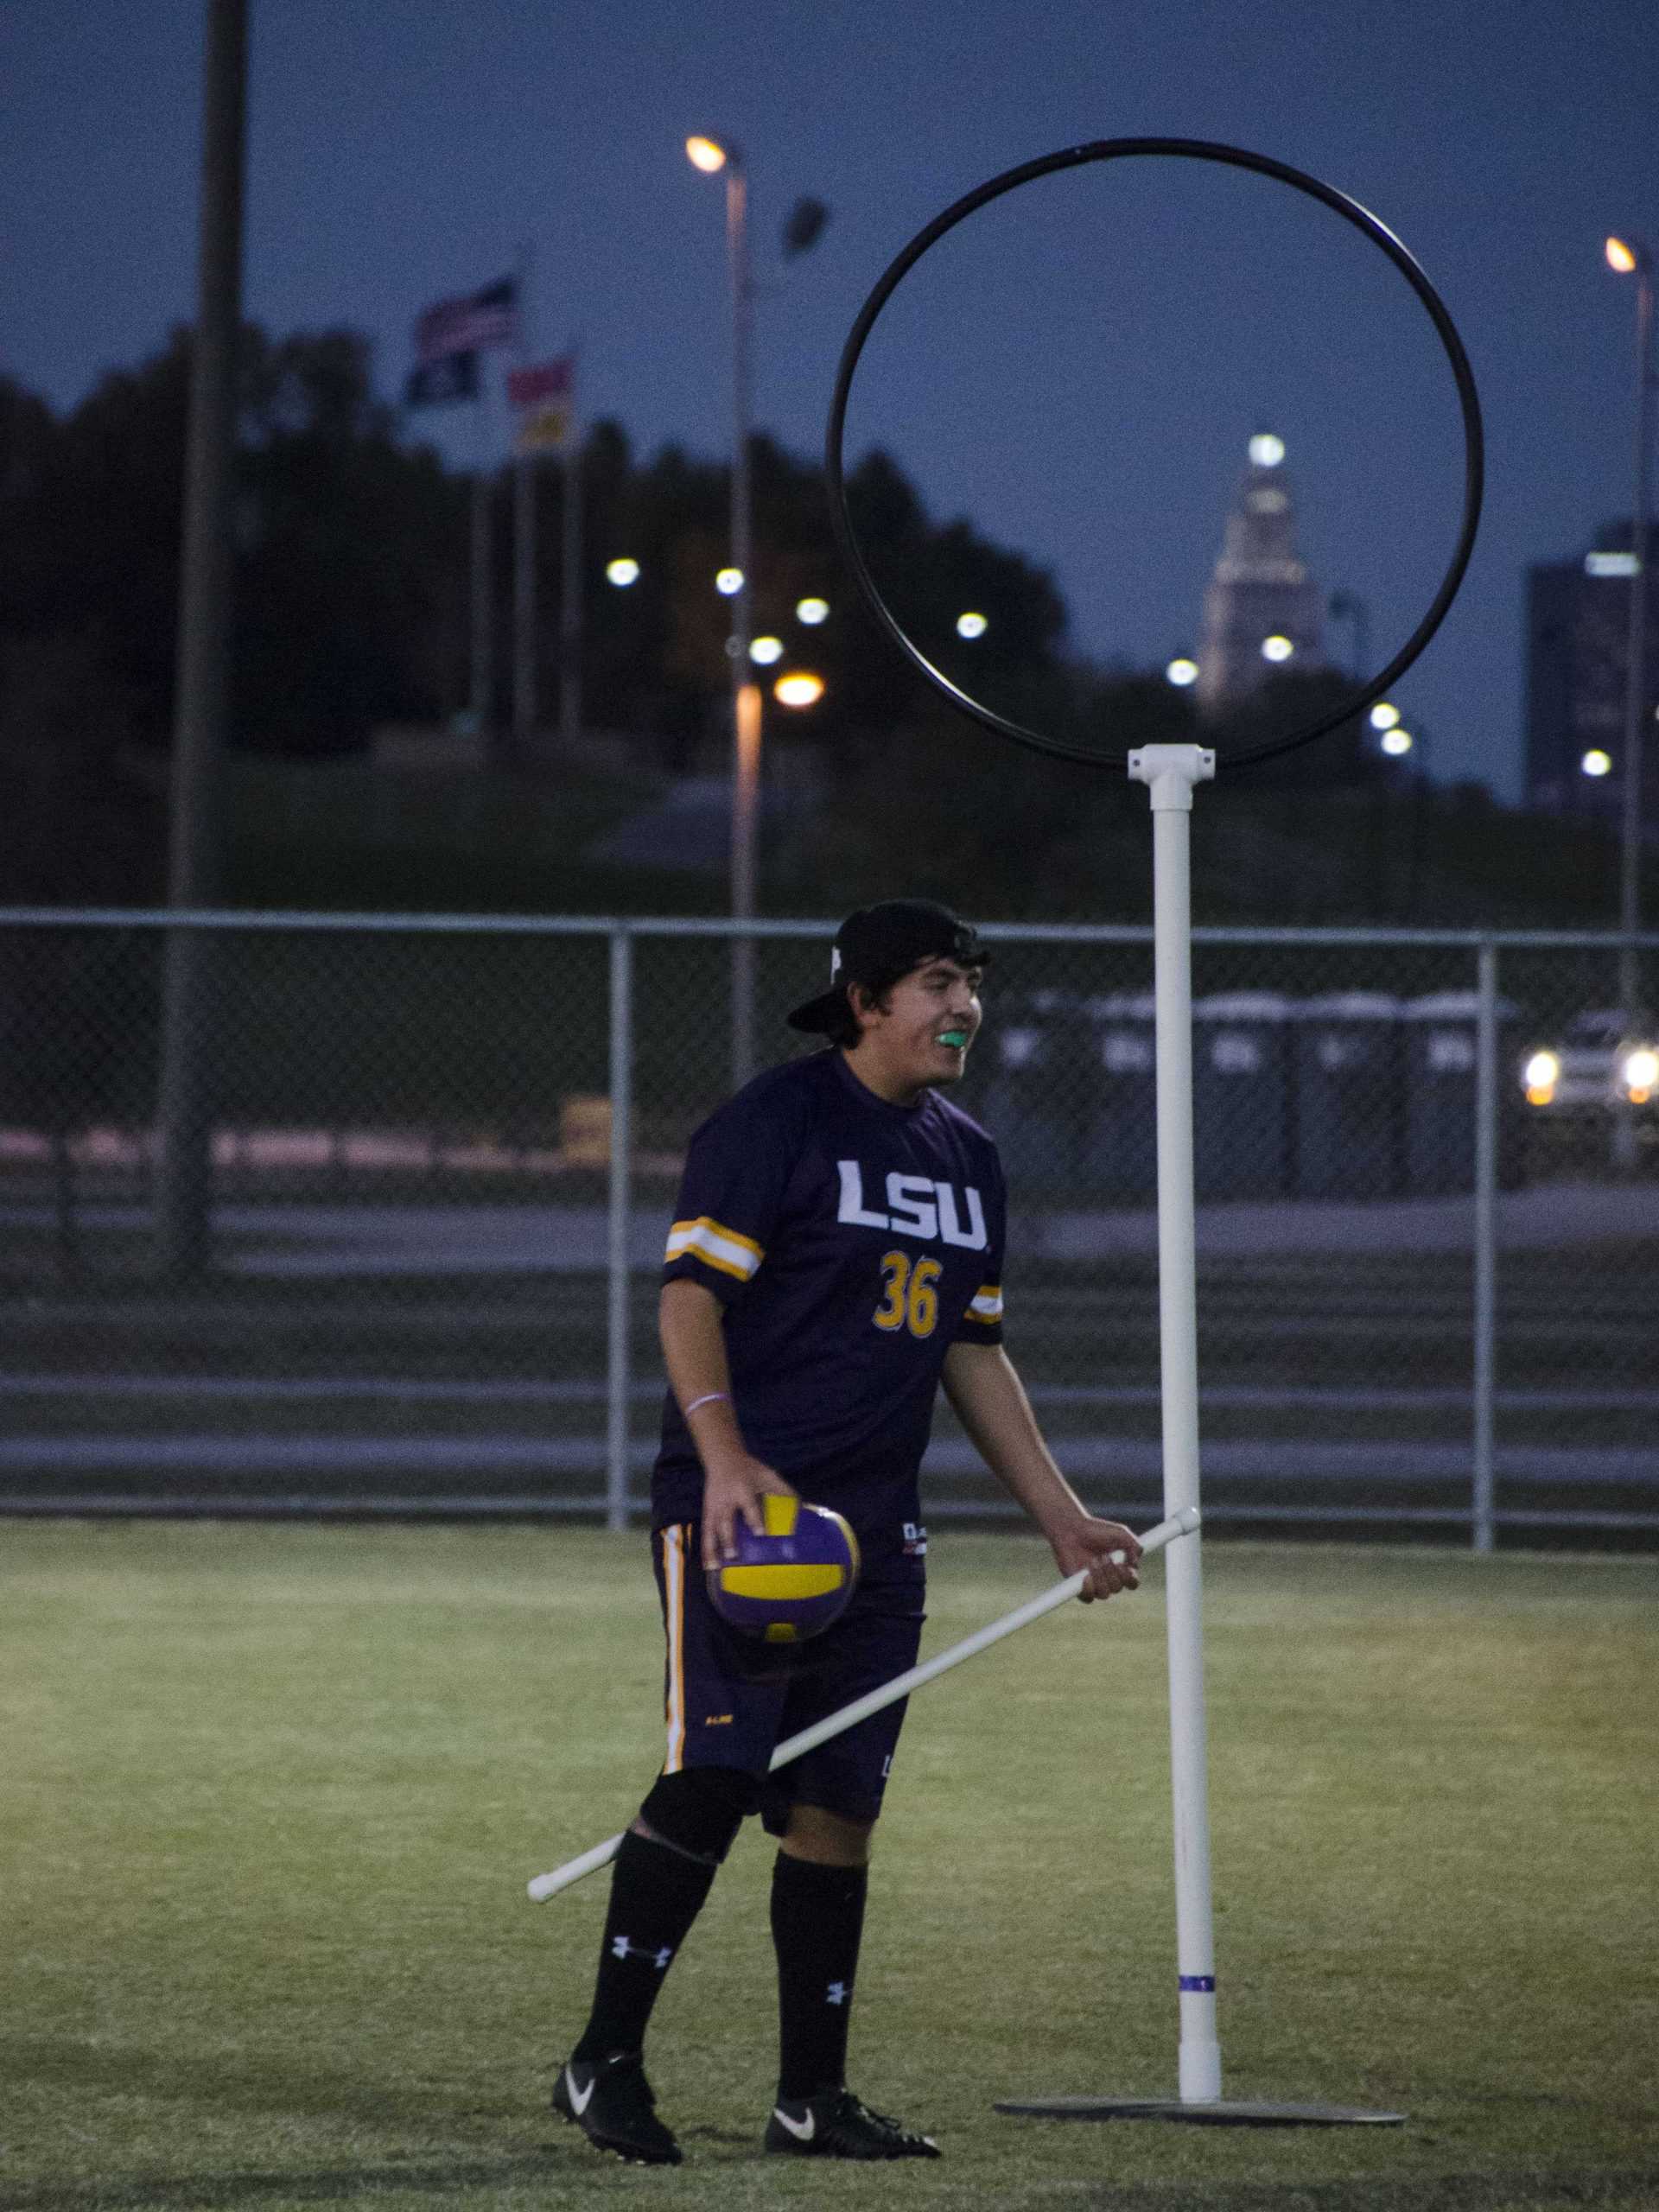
[1179,1974,1217,1993]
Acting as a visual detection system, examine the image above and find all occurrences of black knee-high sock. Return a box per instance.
[771,1852,869,2101]
[571,1829,718,2062]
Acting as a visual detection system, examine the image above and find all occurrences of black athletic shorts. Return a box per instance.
[652,1521,925,1835]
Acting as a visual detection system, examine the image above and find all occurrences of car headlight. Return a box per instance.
[1624,1047,1658,1099]
[1523,1051,1560,1090]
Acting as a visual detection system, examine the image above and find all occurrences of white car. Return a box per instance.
[1521,1009,1659,1117]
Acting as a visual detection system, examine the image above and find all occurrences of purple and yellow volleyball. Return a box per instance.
[706,1496,861,1643]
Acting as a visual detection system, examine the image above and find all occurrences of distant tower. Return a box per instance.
[1195,434,1325,714]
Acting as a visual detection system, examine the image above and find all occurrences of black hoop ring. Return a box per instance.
[824,139,1484,770]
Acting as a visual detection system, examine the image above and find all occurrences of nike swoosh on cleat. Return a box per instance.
[567,2070,596,2117]
[772,2107,816,2142]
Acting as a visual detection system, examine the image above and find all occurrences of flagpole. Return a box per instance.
[471,387,492,737]
[561,349,582,751]
[512,243,537,747]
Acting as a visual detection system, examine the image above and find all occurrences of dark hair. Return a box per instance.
[824,973,898,1050]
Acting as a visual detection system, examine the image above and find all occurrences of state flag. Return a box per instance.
[517,403,572,453]
[415,277,518,363]
[403,351,479,408]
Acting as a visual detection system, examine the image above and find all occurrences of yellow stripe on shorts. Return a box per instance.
[664,1524,688,1772]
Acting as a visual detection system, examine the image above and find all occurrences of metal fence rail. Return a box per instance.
[2,909,1656,1548]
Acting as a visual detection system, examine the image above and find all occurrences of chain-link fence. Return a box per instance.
[2,911,1655,1548]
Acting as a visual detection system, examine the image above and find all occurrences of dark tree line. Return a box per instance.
[0,327,465,900]
[1,319,1407,914]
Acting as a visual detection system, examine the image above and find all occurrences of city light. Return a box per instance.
[1165,657,1199,687]
[1586,550,1640,578]
[956,612,988,639]
[1381,728,1414,757]
[686,136,728,174]
[605,558,640,587]
[1249,433,1286,467]
[1581,748,1614,778]
[774,672,824,708]
[1606,236,1639,275]
[795,596,830,625]
[749,636,784,664]
[1261,634,1294,663]
[1369,702,1401,730]
[715,568,744,596]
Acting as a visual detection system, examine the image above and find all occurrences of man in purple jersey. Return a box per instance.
[553,900,1141,2166]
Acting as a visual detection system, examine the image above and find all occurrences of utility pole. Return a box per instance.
[154,0,247,1279]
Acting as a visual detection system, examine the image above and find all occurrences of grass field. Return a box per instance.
[3,1525,1656,2212]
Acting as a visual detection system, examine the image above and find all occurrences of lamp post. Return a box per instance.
[1605,232,1655,1170]
[1374,709,1428,915]
[688,140,830,1085]
[688,135,761,1086]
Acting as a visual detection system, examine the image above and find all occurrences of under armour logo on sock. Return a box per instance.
[826,1981,848,2006]
[610,1936,675,1969]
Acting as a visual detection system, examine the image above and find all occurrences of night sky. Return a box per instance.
[4,0,1656,799]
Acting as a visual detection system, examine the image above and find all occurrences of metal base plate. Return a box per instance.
[995,2097,1407,2126]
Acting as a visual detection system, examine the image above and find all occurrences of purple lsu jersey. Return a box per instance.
[653,1048,1007,1581]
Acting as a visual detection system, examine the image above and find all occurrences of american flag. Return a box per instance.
[414,277,518,364]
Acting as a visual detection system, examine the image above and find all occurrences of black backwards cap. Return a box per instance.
[786,899,989,1035]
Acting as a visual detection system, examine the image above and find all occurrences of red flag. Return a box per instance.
[507,357,575,409]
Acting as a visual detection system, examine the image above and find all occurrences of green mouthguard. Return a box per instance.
[938,1029,968,1048]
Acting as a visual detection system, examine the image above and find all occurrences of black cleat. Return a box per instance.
[765,2085,941,2159]
[553,2050,682,2166]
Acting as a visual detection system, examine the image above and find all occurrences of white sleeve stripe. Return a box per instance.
[664,1219,764,1280]
[969,1289,1004,1320]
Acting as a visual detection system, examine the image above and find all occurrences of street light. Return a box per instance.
[1605,231,1655,1167]
[687,134,828,1084]
[687,132,760,1084]
[774,671,825,708]
[1370,711,1431,912]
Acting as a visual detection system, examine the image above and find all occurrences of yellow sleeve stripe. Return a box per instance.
[664,1216,765,1281]
[969,1286,1004,1321]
